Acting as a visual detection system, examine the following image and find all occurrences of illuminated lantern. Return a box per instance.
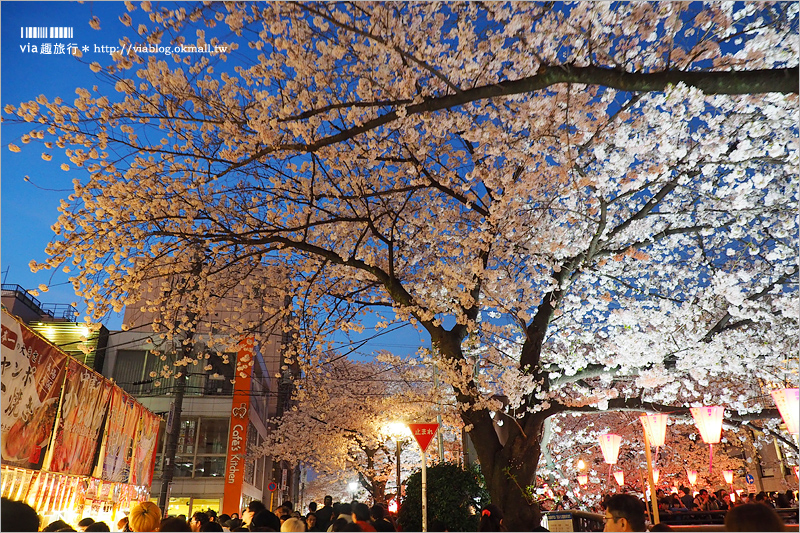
[577,474,588,486]
[388,500,398,514]
[640,414,669,447]
[652,469,660,484]
[691,406,725,473]
[730,492,736,502]
[599,434,622,464]
[614,470,625,486]
[687,470,697,486]
[577,459,586,470]
[771,388,799,436]
[723,470,734,484]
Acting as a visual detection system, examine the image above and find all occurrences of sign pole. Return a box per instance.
[642,426,660,525]
[421,449,427,532]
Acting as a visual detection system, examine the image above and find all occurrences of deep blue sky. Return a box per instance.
[1,2,427,358]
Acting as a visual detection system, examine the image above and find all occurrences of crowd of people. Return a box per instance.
[2,488,797,532]
[0,496,398,533]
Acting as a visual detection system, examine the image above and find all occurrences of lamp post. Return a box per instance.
[640,414,668,526]
[387,422,409,505]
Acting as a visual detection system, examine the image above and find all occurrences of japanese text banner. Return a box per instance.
[1,311,67,469]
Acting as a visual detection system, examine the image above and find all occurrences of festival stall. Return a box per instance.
[1,310,160,525]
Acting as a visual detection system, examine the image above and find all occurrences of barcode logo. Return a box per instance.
[20,26,74,39]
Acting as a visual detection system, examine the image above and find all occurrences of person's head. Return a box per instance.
[308,502,318,513]
[129,501,163,532]
[231,513,239,521]
[338,502,352,517]
[478,503,505,532]
[649,524,673,532]
[85,522,111,532]
[281,518,306,532]
[604,493,646,532]
[306,513,317,528]
[78,518,96,531]
[324,496,333,507]
[282,501,294,512]
[118,517,132,533]
[724,503,785,532]
[370,505,385,521]
[43,520,71,532]
[199,522,224,532]
[190,512,210,532]
[218,515,231,526]
[243,501,266,526]
[159,517,192,532]
[698,489,709,500]
[2,498,41,532]
[351,503,371,523]
[251,509,281,532]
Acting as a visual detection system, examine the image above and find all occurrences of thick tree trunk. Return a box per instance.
[470,416,547,532]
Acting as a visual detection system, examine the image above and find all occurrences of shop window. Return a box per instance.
[174,456,194,477]
[197,419,228,454]
[195,457,226,478]
[177,418,198,454]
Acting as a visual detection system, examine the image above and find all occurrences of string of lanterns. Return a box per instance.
[576,388,798,502]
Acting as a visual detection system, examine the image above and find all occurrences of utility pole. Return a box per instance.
[158,346,189,515]
[158,255,202,516]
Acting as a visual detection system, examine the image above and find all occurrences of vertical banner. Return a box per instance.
[222,337,255,517]
[129,410,160,487]
[46,358,113,475]
[1,311,68,469]
[96,387,142,482]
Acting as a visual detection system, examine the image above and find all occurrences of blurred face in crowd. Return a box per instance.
[604,511,632,532]
[307,515,317,529]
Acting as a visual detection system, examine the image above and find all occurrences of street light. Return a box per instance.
[387,422,410,504]
[349,481,359,500]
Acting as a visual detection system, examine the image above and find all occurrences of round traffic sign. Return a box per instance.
[745,474,754,484]
[268,482,278,492]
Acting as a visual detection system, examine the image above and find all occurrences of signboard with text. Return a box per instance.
[222,338,255,517]
[409,423,439,453]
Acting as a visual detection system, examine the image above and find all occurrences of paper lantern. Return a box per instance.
[691,407,725,444]
[640,414,669,447]
[691,406,725,473]
[599,434,622,464]
[577,459,586,470]
[687,470,697,486]
[577,474,588,486]
[730,491,736,502]
[723,470,734,484]
[771,388,799,436]
[614,470,625,486]
[652,469,660,484]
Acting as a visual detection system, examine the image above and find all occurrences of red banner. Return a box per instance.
[1,311,68,469]
[47,358,113,475]
[222,338,255,516]
[129,410,160,487]
[96,386,142,482]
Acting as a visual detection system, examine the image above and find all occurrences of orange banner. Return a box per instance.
[47,359,113,475]
[222,338,255,517]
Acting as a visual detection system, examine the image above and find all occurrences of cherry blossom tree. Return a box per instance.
[6,3,799,528]
[254,356,461,504]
